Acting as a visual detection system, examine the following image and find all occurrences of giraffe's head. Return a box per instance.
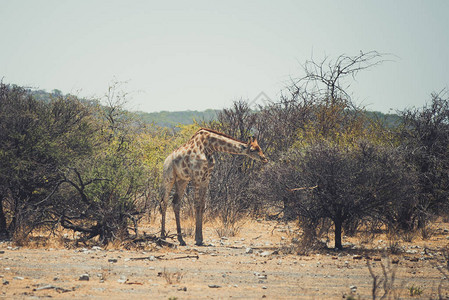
[245,137,268,164]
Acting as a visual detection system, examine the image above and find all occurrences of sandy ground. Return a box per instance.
[1,218,449,299]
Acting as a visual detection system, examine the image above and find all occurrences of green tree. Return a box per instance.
[0,83,93,239]
[56,82,150,244]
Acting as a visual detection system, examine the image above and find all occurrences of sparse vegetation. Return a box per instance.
[214,219,243,238]
[408,284,424,297]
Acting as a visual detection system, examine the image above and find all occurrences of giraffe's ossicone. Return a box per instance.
[160,128,268,246]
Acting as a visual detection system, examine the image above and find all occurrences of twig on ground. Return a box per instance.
[288,185,318,192]
[130,233,178,248]
[128,254,199,261]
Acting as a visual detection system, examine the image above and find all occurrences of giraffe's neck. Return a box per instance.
[195,129,247,155]
[211,135,247,155]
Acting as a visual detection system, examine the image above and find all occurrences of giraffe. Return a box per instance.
[160,128,268,246]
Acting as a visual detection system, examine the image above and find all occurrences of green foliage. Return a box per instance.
[0,83,96,238]
[408,285,424,296]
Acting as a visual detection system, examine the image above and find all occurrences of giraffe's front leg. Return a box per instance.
[173,180,188,246]
[172,193,186,246]
[194,183,208,246]
[160,199,168,240]
[160,179,174,240]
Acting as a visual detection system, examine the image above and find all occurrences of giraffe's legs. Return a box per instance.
[172,179,188,246]
[194,183,208,246]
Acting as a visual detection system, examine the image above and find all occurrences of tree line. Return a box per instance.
[1,51,448,250]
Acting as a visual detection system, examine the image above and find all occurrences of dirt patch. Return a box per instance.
[1,218,448,299]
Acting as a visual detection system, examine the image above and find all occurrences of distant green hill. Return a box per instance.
[26,88,402,128]
[135,109,219,127]
[26,88,219,127]
[366,111,402,128]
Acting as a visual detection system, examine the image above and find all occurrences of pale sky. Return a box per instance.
[1,1,448,113]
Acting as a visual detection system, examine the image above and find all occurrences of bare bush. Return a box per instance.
[257,139,416,250]
[367,258,403,300]
[399,91,449,231]
[207,101,262,226]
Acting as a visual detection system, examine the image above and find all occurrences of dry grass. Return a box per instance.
[160,267,184,285]
[213,217,245,238]
[11,226,77,249]
[180,215,195,238]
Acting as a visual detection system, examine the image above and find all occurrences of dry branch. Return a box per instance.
[288,185,318,192]
[130,233,178,248]
[128,254,198,261]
